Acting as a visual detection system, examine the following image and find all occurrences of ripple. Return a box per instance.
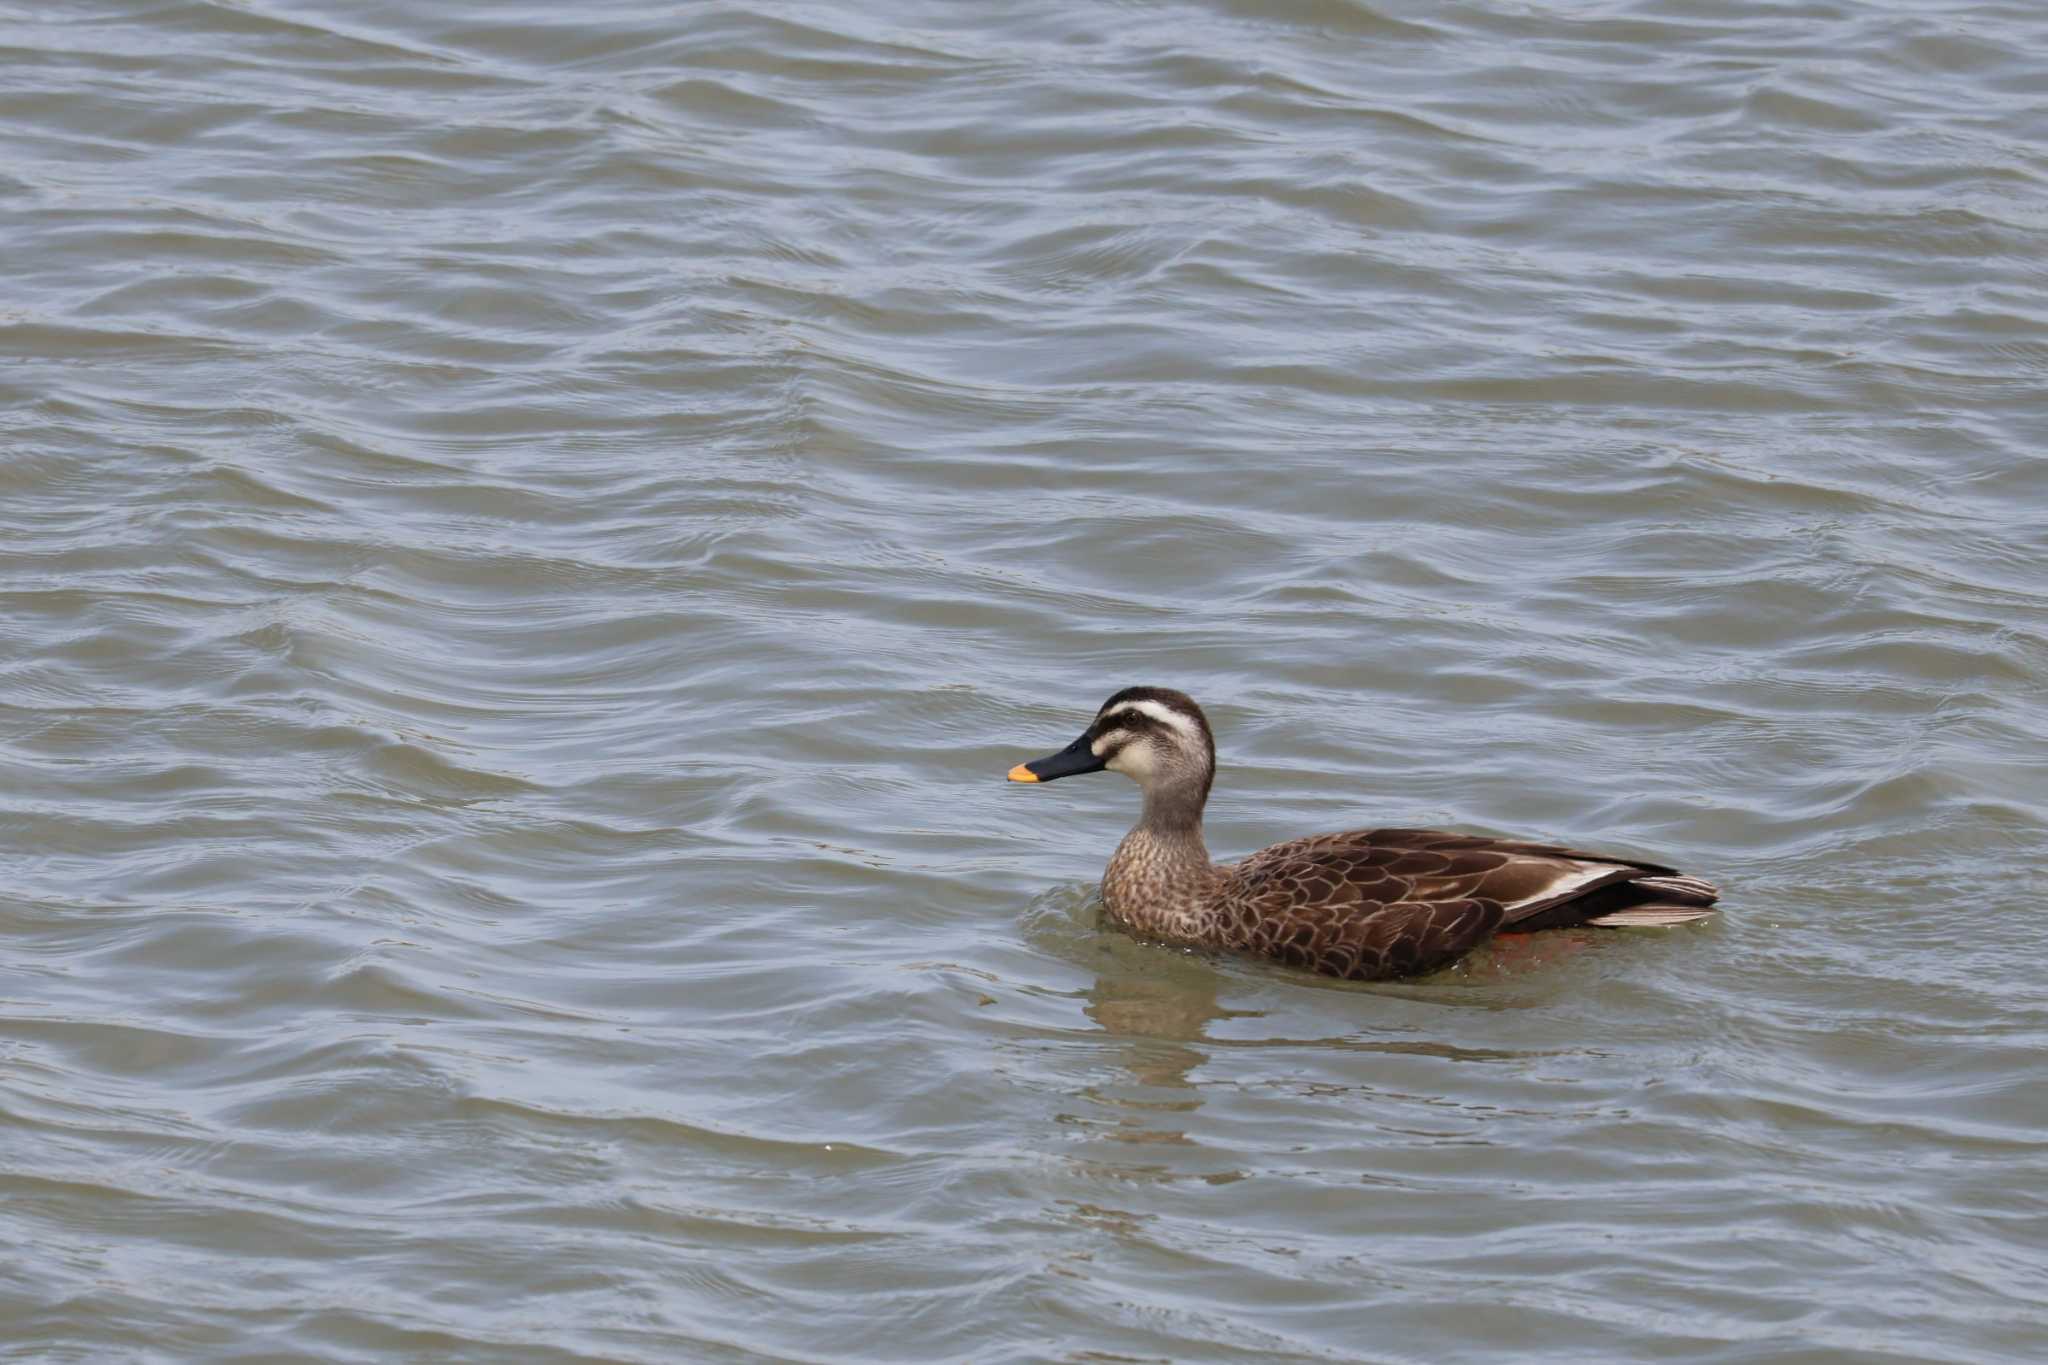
[3,0,2046,1360]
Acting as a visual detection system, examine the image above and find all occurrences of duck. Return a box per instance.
[1007,686,1718,981]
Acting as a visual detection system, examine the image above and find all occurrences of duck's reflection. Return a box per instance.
[1065,935,1535,1161]
[1083,965,1233,1089]
[1037,886,1545,1186]
[1064,942,1251,1160]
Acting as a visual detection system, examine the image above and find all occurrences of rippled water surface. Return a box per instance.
[5,1,2048,1359]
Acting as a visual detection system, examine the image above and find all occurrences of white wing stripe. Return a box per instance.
[1499,859,1617,911]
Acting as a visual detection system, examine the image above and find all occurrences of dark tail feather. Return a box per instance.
[1629,874,1719,902]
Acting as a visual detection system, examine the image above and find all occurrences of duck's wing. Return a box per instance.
[1217,845,1505,980]
[1234,827,1718,939]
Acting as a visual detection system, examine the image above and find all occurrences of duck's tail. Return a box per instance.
[1581,873,1720,927]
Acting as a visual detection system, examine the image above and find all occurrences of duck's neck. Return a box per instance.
[1102,782,1218,938]
[1139,783,1210,851]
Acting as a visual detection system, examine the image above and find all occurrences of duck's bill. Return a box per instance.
[1006,732,1105,783]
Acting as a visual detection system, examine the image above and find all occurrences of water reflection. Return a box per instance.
[1055,953,1244,1200]
[1057,913,1574,1176]
[1082,964,1241,1095]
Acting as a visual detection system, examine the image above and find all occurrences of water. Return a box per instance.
[4,1,2046,1359]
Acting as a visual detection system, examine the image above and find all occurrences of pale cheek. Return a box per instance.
[1107,747,1155,781]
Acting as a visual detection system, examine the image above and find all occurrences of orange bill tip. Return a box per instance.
[1006,764,1038,782]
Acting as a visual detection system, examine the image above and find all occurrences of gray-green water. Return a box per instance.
[4,1,2047,1360]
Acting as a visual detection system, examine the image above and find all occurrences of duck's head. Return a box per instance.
[1007,687,1215,813]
